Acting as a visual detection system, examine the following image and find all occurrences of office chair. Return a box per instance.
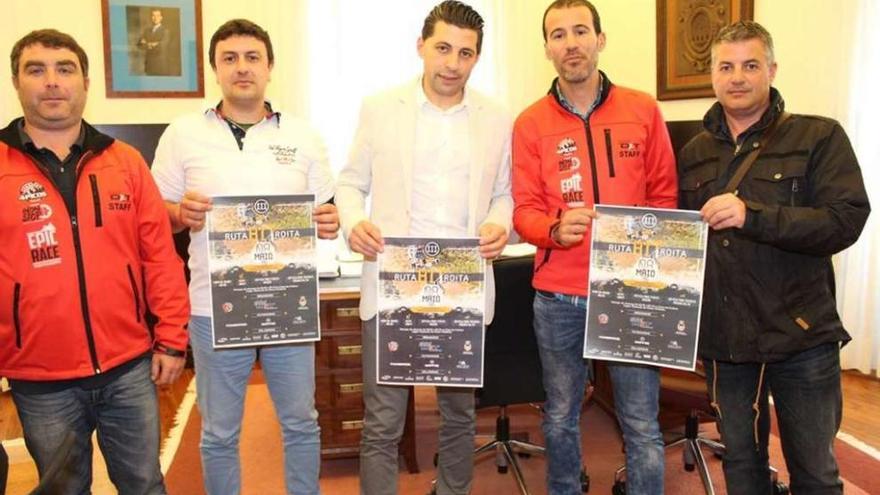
[610,365,789,495]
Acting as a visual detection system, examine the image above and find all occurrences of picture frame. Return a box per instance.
[656,0,754,101]
[101,0,204,98]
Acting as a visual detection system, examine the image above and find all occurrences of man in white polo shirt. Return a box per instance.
[336,2,512,494]
[150,19,338,495]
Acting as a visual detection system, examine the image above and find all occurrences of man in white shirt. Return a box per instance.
[150,19,338,495]
[336,2,512,494]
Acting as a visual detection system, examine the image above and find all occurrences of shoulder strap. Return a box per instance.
[723,112,791,194]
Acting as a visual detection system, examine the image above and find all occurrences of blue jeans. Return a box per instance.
[533,291,664,495]
[705,343,843,495]
[189,316,320,495]
[12,357,165,495]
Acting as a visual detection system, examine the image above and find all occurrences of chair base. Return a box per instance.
[612,410,789,495]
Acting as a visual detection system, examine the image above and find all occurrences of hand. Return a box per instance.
[701,193,746,230]
[178,190,212,232]
[478,223,508,259]
[313,203,339,240]
[552,208,598,247]
[349,220,383,261]
[151,353,185,386]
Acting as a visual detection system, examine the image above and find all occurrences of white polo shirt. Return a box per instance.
[151,106,335,317]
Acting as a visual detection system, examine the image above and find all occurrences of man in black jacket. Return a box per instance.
[678,21,870,495]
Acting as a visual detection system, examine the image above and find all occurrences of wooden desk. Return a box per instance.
[317,281,419,473]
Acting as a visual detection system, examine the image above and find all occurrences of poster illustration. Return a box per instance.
[584,205,708,370]
[207,194,319,348]
[377,237,486,387]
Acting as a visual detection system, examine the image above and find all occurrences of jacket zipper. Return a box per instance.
[72,151,102,373]
[89,174,103,227]
[126,264,142,323]
[13,283,22,349]
[584,120,601,204]
[791,178,799,206]
[603,128,616,178]
[21,150,102,373]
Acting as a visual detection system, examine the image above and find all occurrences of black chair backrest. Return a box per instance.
[477,255,546,408]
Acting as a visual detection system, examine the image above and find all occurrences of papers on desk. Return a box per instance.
[500,243,536,258]
[317,238,339,278]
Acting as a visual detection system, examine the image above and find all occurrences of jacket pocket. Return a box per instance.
[126,264,142,323]
[752,160,808,206]
[89,174,103,227]
[603,129,616,178]
[679,166,718,209]
[536,208,562,273]
[13,283,22,348]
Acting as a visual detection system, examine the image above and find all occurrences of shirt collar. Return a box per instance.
[17,119,85,153]
[416,76,469,115]
[555,72,604,121]
[208,100,281,125]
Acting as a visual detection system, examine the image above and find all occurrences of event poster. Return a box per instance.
[584,205,708,370]
[206,194,320,348]
[377,237,486,387]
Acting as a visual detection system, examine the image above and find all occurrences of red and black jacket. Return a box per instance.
[512,75,678,296]
[0,119,189,381]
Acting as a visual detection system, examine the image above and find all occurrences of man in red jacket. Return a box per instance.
[512,2,677,494]
[0,30,189,494]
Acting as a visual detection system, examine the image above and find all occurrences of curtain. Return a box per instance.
[837,0,880,377]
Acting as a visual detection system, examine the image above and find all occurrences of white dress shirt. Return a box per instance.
[410,82,471,237]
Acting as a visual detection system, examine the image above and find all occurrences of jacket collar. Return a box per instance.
[702,87,786,142]
[0,117,114,155]
[548,70,613,117]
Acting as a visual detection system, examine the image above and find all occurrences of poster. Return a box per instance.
[377,237,486,387]
[584,205,708,370]
[206,194,319,348]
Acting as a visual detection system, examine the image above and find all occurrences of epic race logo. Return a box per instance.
[27,223,61,268]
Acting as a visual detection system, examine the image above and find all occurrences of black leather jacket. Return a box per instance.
[678,89,870,362]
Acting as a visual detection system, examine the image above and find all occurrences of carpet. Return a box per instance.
[164,382,879,495]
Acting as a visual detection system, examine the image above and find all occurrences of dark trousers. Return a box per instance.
[705,343,844,495]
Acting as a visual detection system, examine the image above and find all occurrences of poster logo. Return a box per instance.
[254,199,270,215]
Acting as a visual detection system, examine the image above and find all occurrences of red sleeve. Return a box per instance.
[131,149,189,353]
[644,103,678,209]
[512,115,563,248]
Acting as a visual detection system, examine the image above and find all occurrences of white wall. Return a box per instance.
[0,0,860,126]
[1,1,309,124]
[594,0,858,122]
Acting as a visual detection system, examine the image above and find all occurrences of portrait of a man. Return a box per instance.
[127,6,182,76]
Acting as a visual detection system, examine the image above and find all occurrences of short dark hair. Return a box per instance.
[542,0,602,41]
[421,1,485,54]
[209,19,274,69]
[10,29,89,78]
[712,20,775,65]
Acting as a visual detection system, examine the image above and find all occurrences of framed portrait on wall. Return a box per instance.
[656,0,754,100]
[101,0,204,98]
